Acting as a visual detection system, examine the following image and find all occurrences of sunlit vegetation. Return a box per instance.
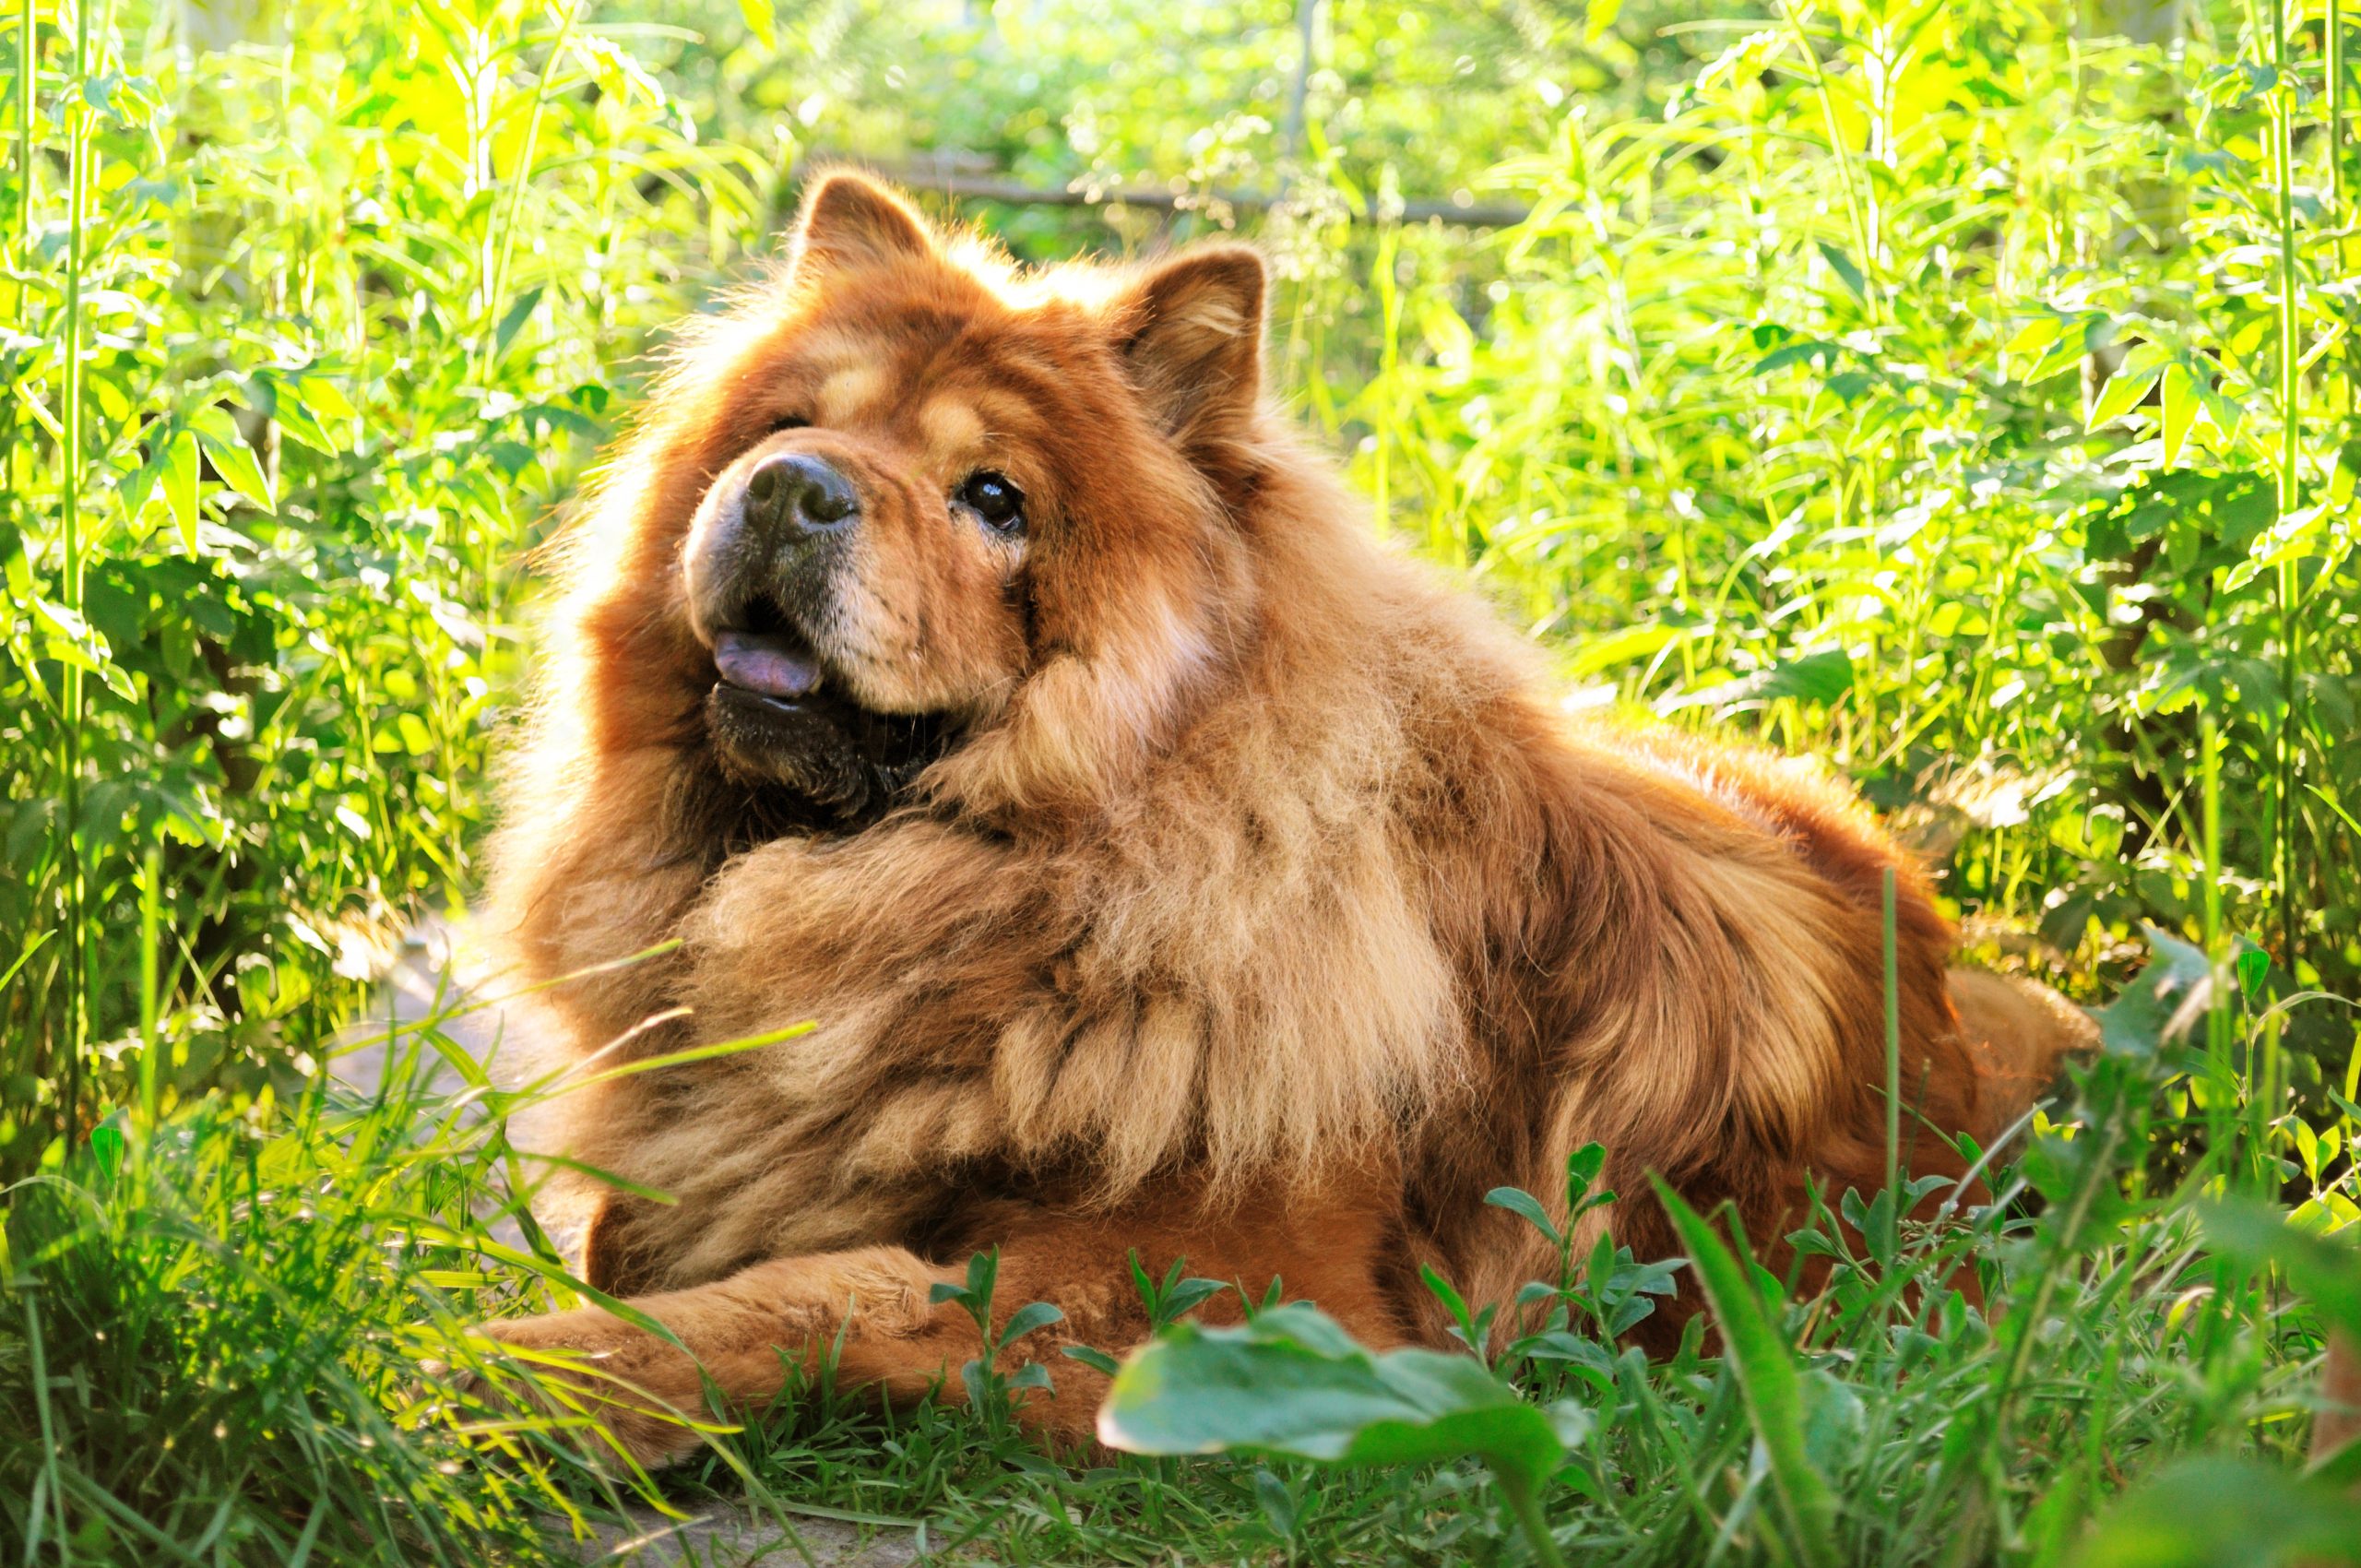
[4,1,2358,1562]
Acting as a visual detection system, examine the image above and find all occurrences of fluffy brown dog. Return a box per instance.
[481,171,2089,1467]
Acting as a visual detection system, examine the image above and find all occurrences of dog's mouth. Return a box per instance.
[700,591,957,826]
[710,592,827,703]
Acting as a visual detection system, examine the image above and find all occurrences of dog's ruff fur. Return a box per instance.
[479,172,2094,1467]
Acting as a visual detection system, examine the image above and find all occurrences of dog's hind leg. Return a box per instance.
[1946,968,2097,1146]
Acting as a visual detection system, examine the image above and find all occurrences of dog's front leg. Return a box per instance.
[459,1245,979,1467]
[457,1186,1406,1468]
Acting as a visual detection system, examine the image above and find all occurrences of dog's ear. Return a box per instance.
[1113,245,1267,451]
[790,170,934,278]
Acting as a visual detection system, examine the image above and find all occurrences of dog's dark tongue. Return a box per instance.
[714,631,823,699]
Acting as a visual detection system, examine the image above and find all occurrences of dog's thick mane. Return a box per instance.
[488,184,1980,1308]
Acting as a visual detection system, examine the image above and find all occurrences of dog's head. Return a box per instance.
[596,172,1270,831]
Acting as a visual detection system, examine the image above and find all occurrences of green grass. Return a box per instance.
[6,0,2361,1562]
[5,936,2357,1564]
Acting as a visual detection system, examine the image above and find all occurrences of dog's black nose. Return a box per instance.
[743,451,859,537]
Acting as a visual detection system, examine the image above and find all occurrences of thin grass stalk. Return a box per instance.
[13,0,28,257]
[2194,709,2253,1371]
[1901,1070,2130,1552]
[2272,0,2303,968]
[2203,713,2231,1169]
[1492,1467,1570,1568]
[7,2,33,1097]
[137,844,160,1131]
[1881,866,1901,1257]
[1370,222,1400,534]
[55,0,93,1146]
[2254,1011,2284,1198]
[2337,0,2353,464]
[478,0,582,384]
[2334,0,2346,220]
[19,1293,70,1564]
[1779,0,1877,324]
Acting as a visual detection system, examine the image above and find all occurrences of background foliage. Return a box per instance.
[4,0,2361,1563]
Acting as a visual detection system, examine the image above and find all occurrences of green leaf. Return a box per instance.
[1060,1343,1121,1376]
[2020,312,2113,386]
[2158,361,2195,465]
[89,1120,125,1184]
[163,428,200,553]
[196,429,274,514]
[2085,339,2169,430]
[1157,1277,1229,1322]
[1752,339,1841,375]
[400,1220,691,1352]
[2003,313,2068,370]
[2200,1199,2361,1337]
[2226,504,2330,594]
[1656,1183,1840,1568]
[491,284,545,363]
[1253,1467,1298,1538]
[1815,240,1866,302]
[2093,925,2252,1058]
[1099,1301,1588,1492]
[1565,1143,1608,1207]
[2078,1455,2361,1566]
[36,599,136,701]
[1517,1331,1615,1373]
[267,383,338,455]
[1486,1185,1562,1245]
[1661,646,1854,714]
[2087,364,2159,432]
[293,372,359,425]
[1001,1301,1065,1345]
[1566,621,1688,678]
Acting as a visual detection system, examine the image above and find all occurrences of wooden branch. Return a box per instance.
[791,154,1532,230]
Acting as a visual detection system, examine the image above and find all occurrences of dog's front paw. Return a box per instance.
[446,1308,715,1470]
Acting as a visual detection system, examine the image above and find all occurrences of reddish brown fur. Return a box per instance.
[477,173,2089,1465]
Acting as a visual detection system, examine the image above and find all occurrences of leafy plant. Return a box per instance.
[6,0,2361,1561]
[927,1247,1069,1437]
[1485,1141,1683,1368]
[1098,1300,1592,1568]
[1659,1185,1844,1568]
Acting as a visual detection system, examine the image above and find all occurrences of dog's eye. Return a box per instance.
[767,414,809,434]
[956,471,1026,536]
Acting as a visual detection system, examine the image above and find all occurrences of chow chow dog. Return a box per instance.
[478,171,2091,1467]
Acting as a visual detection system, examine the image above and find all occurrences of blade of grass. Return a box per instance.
[1655,1181,1840,1568]
[1882,864,1901,1258]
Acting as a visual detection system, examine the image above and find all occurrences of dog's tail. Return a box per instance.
[1946,968,2099,1146]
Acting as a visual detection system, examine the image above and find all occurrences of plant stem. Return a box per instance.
[478,0,581,384]
[56,0,92,1144]
[2272,0,2302,968]
[138,844,160,1130]
[1879,864,1898,1204]
[2201,714,2236,1179]
[14,0,29,257]
[1924,1095,2125,1532]
[2337,2,2348,216]
[1492,1468,1570,1568]
[1780,0,1878,324]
